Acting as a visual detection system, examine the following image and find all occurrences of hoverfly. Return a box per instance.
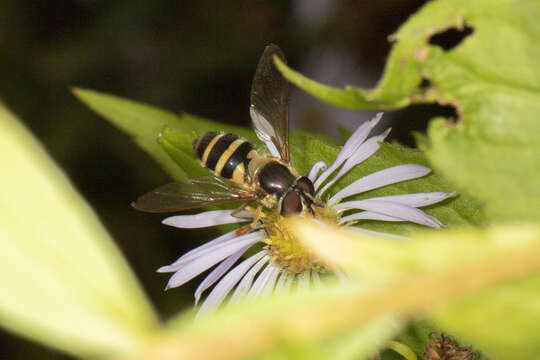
[133,44,321,232]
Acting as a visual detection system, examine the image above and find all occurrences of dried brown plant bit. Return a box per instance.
[424,333,481,360]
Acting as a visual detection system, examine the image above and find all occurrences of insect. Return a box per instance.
[133,44,321,231]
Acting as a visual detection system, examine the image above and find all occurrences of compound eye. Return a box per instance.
[280,191,302,217]
[295,176,314,195]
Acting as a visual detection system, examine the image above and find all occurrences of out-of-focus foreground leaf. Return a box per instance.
[115,222,540,360]
[430,275,540,360]
[275,0,540,222]
[0,103,157,357]
[292,220,540,359]
[72,88,256,181]
[256,314,403,360]
[125,284,405,360]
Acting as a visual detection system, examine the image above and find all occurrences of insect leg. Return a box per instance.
[230,202,253,220]
[250,204,263,228]
[234,204,265,236]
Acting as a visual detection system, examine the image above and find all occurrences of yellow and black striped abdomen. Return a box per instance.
[193,132,256,184]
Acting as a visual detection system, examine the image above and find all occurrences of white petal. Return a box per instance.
[162,209,252,229]
[194,245,249,304]
[260,267,280,296]
[248,264,280,298]
[247,264,272,297]
[311,271,322,286]
[335,199,442,228]
[334,269,349,283]
[347,226,408,240]
[297,271,311,291]
[230,254,270,302]
[367,192,454,208]
[158,230,264,273]
[274,272,289,292]
[328,164,431,205]
[308,161,327,182]
[283,273,294,290]
[317,129,390,198]
[158,229,237,272]
[197,251,266,316]
[165,233,263,289]
[340,211,403,224]
[314,113,383,191]
[337,193,453,224]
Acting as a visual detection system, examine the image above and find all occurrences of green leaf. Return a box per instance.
[291,220,540,360]
[72,88,256,180]
[273,48,417,111]
[0,103,157,357]
[256,315,403,360]
[157,127,210,179]
[123,223,540,360]
[276,0,540,222]
[419,0,540,222]
[133,283,405,360]
[291,220,540,286]
[430,274,540,359]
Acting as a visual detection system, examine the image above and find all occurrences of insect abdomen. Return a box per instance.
[193,132,255,184]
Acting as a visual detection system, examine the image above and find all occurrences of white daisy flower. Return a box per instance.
[158,113,453,316]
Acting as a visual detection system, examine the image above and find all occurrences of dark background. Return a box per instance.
[0,1,449,358]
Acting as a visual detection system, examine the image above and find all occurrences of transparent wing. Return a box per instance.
[132,176,257,213]
[250,43,290,162]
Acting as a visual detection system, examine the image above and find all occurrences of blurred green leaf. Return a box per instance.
[128,283,404,360]
[255,315,402,360]
[292,220,540,359]
[72,88,256,181]
[431,274,540,359]
[292,220,540,284]
[0,103,157,357]
[276,0,540,222]
[121,223,540,360]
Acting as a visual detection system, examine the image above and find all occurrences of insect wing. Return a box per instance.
[250,44,290,162]
[132,177,256,213]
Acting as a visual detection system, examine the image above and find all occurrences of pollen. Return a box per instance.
[262,207,335,274]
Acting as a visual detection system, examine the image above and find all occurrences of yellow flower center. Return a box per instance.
[262,206,335,274]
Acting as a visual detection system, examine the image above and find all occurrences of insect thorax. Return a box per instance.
[252,160,297,196]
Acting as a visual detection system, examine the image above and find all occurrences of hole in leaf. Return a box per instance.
[420,77,431,89]
[388,103,458,147]
[419,77,432,90]
[428,23,474,51]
